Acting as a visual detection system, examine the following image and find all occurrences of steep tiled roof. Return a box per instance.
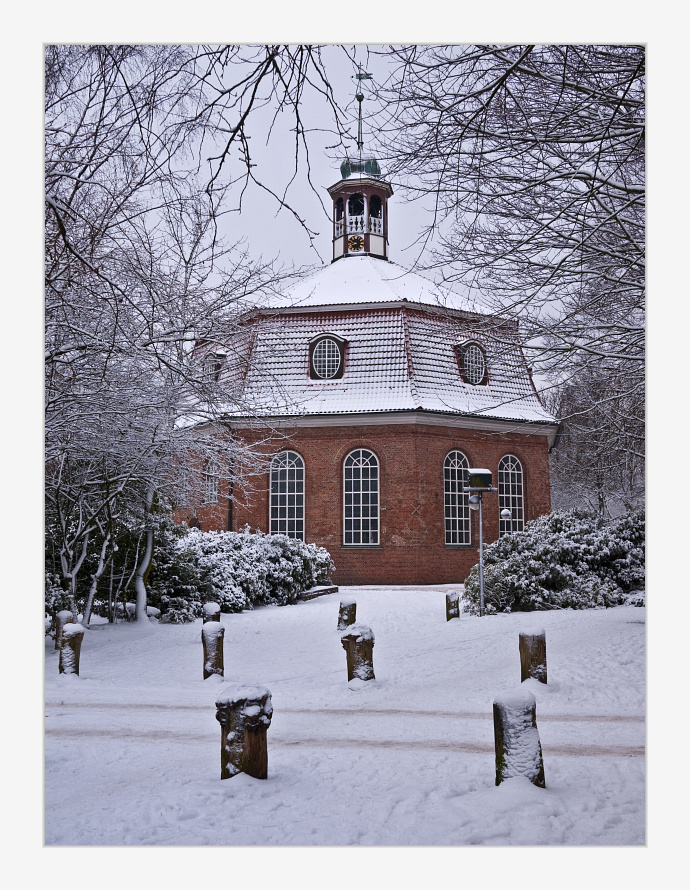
[225,304,555,426]
[204,256,558,429]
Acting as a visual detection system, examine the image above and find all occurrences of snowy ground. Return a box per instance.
[44,585,645,846]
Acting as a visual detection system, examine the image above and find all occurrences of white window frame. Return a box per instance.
[444,451,471,545]
[343,449,380,546]
[269,451,305,541]
[498,454,525,535]
[204,460,219,504]
[312,338,342,379]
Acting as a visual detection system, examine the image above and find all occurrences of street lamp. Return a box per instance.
[500,508,513,534]
[463,469,498,617]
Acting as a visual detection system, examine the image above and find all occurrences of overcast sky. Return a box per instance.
[208,46,438,276]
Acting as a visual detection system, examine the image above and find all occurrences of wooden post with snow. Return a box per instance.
[59,623,85,676]
[203,602,221,623]
[215,685,273,780]
[55,610,74,650]
[519,627,547,684]
[446,591,460,621]
[202,622,225,679]
[493,687,545,788]
[341,623,375,682]
[337,597,357,631]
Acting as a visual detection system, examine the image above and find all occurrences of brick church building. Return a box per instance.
[179,154,559,585]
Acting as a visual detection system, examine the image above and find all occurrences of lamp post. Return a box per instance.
[501,508,513,535]
[464,469,498,618]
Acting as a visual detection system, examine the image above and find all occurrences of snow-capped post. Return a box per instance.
[519,628,547,684]
[215,685,273,780]
[203,602,221,624]
[341,623,375,681]
[202,622,225,679]
[493,687,545,788]
[446,591,460,621]
[464,470,498,617]
[55,609,74,651]
[337,597,357,631]
[59,623,85,676]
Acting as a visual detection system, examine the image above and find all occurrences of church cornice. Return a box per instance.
[217,409,559,447]
[327,177,394,198]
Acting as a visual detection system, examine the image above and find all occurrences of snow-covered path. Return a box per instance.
[44,586,645,845]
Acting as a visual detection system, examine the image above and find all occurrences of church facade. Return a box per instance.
[178,158,559,585]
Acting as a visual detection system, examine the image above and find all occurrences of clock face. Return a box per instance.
[348,235,364,252]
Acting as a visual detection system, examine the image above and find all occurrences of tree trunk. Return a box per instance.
[202,623,225,679]
[215,686,273,780]
[337,598,356,631]
[134,486,155,622]
[59,623,85,676]
[55,610,74,651]
[519,628,547,684]
[493,688,545,788]
[83,532,112,626]
[341,624,375,682]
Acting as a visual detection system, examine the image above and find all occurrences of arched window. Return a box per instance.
[348,193,364,216]
[369,195,382,218]
[204,460,219,504]
[335,197,344,220]
[270,451,305,540]
[444,451,471,544]
[344,449,379,545]
[498,455,525,535]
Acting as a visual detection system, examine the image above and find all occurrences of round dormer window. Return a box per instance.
[457,341,488,385]
[312,337,342,379]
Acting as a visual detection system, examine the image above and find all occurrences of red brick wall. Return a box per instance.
[175,422,552,585]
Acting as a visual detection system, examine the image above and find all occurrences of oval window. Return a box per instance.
[462,343,487,385]
[312,338,342,379]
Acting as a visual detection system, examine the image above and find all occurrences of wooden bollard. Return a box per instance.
[215,685,273,780]
[202,622,225,679]
[337,597,357,631]
[493,687,545,788]
[446,591,460,621]
[59,623,85,676]
[55,610,74,650]
[341,623,375,682]
[519,627,547,684]
[203,602,221,624]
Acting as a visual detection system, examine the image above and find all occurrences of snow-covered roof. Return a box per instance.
[224,301,556,427]
[263,255,487,315]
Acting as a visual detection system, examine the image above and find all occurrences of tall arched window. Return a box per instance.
[270,451,305,540]
[204,460,219,504]
[444,451,471,544]
[498,455,525,535]
[344,449,379,545]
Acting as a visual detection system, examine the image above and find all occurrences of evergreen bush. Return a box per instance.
[148,526,335,622]
[463,509,644,614]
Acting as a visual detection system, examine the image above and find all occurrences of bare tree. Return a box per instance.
[45,45,352,621]
[372,44,644,508]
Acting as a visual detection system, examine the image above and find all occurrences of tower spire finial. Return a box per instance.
[354,64,373,154]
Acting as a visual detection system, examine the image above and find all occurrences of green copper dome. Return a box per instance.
[340,157,382,179]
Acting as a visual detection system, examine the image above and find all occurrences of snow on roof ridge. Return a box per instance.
[259,255,489,316]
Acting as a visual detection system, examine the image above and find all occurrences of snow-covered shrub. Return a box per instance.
[148,526,334,622]
[463,509,644,614]
[45,572,70,636]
